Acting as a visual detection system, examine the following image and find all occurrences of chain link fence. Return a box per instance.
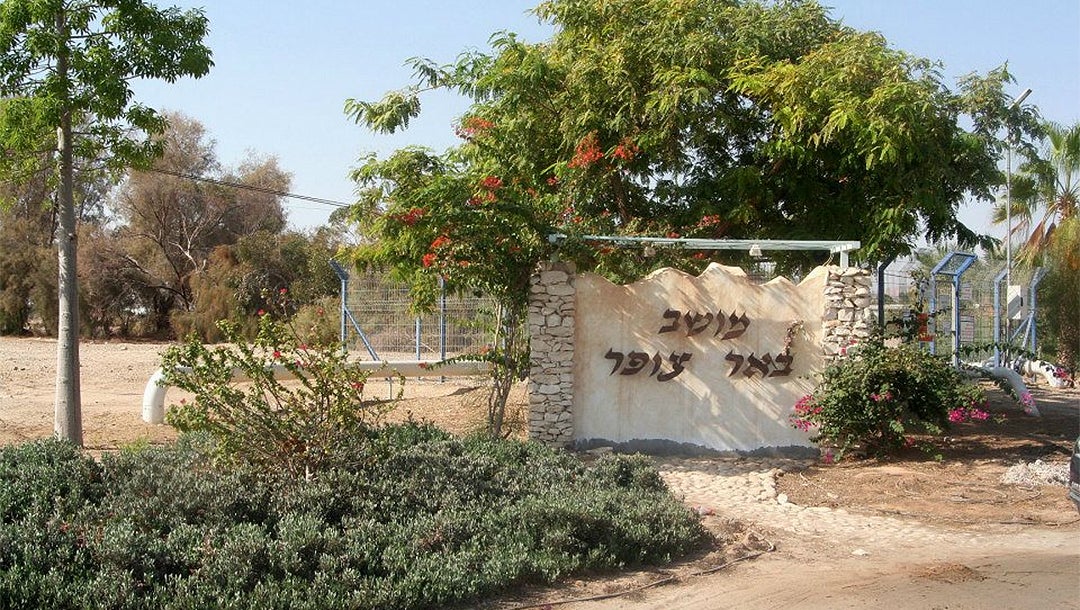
[870,254,1043,365]
[341,270,497,361]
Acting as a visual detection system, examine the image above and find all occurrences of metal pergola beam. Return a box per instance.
[547,234,862,268]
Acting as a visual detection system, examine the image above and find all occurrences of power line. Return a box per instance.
[140,167,352,208]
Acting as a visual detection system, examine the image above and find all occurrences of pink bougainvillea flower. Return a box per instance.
[257,309,266,317]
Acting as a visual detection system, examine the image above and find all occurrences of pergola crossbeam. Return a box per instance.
[547,234,861,267]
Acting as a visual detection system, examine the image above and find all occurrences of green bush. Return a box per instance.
[791,338,987,459]
[0,428,705,609]
[0,438,103,525]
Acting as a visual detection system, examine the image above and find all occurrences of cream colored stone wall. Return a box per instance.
[527,262,871,453]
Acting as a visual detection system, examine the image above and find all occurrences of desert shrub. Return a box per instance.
[162,310,396,477]
[791,337,988,459]
[0,430,705,609]
[291,295,340,347]
[0,438,103,525]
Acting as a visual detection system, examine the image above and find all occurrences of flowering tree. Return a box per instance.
[346,0,1040,434]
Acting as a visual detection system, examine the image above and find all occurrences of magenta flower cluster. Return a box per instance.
[789,394,821,432]
[947,399,991,423]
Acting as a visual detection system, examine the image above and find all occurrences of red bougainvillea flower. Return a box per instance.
[568,132,604,169]
[431,235,451,249]
[279,287,288,295]
[480,175,503,190]
[422,253,437,268]
[610,138,639,162]
[272,350,282,360]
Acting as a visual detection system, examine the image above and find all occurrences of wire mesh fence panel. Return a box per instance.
[343,270,497,361]
[869,254,1043,365]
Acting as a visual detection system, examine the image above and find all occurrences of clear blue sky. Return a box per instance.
[133,0,1080,240]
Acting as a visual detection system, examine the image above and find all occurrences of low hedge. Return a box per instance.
[0,428,705,609]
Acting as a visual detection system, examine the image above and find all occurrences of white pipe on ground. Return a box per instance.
[961,363,1040,417]
[141,360,493,425]
[1016,359,1070,389]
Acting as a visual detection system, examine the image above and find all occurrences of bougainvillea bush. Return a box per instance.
[791,337,988,460]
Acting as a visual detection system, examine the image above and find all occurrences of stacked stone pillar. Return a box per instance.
[822,266,872,359]
[527,261,576,446]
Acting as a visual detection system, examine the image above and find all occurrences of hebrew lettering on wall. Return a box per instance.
[604,349,693,381]
[602,307,794,383]
[658,308,751,339]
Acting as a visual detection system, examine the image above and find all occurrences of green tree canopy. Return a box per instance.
[349,0,1039,290]
[346,0,1044,434]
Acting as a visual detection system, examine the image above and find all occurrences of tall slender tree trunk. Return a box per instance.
[54,11,82,446]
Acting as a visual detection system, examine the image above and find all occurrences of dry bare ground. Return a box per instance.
[1,336,1078,608]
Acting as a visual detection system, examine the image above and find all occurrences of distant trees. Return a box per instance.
[999,120,1080,370]
[0,0,214,443]
[115,112,290,332]
[0,113,344,342]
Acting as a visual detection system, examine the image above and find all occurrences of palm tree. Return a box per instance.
[996,120,1080,369]
[997,121,1080,263]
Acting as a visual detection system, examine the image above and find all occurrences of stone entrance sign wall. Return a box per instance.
[528,262,871,454]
